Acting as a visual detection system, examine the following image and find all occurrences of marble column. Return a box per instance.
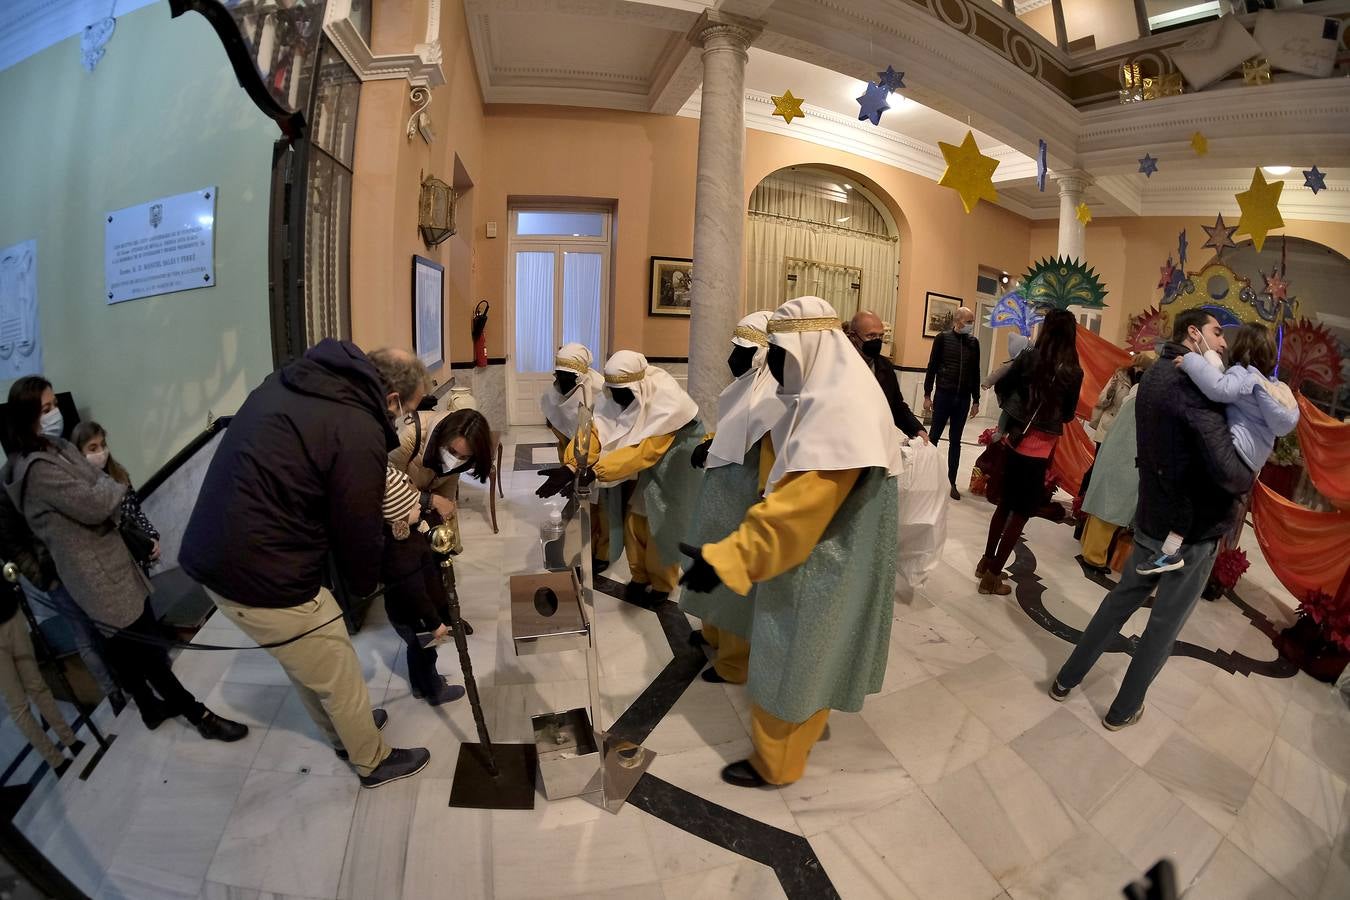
[1055,170,1093,260]
[686,13,759,421]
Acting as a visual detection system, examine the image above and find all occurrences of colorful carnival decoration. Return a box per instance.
[1201,213,1238,255]
[1125,306,1167,353]
[1279,318,1345,396]
[1022,257,1108,311]
[1160,260,1261,328]
[1295,394,1350,511]
[986,285,1044,336]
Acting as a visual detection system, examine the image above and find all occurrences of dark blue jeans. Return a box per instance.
[1056,532,1218,722]
[929,389,969,485]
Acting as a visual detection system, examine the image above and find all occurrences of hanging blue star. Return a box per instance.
[876,65,905,92]
[1036,139,1047,192]
[1303,166,1327,195]
[856,81,890,126]
[1138,154,1158,177]
[1178,229,1188,268]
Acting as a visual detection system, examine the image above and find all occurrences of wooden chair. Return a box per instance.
[487,431,504,533]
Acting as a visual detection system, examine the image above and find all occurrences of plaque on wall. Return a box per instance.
[0,239,42,379]
[104,187,217,304]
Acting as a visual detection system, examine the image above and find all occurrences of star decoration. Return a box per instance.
[1177,229,1188,268]
[1235,169,1285,253]
[856,81,890,126]
[876,65,905,92]
[1303,166,1327,195]
[1036,139,1047,192]
[1201,213,1238,254]
[937,130,1000,214]
[770,89,806,125]
[1138,154,1158,177]
[1190,132,1208,155]
[1262,268,1290,304]
[1075,202,1092,225]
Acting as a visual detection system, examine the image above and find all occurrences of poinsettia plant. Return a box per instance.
[1270,431,1302,467]
[1299,590,1350,653]
[977,427,999,446]
[1211,547,1250,590]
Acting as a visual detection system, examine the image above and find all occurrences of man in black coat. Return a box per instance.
[923,307,981,498]
[848,311,928,442]
[1050,310,1254,730]
[182,339,430,789]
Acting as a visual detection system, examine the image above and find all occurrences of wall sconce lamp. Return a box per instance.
[418,173,456,247]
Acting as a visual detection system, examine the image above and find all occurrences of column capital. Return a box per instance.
[688,10,762,53]
[1054,169,1094,196]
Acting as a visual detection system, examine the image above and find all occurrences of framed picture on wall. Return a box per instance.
[649,256,693,317]
[922,291,962,339]
[412,255,445,371]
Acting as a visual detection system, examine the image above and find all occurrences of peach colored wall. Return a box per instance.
[1030,217,1350,343]
[349,0,485,382]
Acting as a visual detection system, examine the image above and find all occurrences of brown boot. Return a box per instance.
[978,571,1012,596]
[975,557,994,578]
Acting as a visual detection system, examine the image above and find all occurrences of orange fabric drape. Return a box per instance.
[1251,481,1350,603]
[1050,420,1095,498]
[1074,325,1133,420]
[1295,394,1350,511]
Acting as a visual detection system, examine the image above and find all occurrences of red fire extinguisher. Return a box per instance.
[471,300,490,368]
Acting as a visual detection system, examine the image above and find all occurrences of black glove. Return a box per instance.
[690,438,712,469]
[536,466,574,499]
[679,542,722,593]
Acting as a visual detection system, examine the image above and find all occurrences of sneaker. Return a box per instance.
[1103,706,1144,731]
[360,747,431,789]
[1048,680,1071,702]
[423,679,466,707]
[1136,553,1185,576]
[336,709,390,760]
[196,711,249,743]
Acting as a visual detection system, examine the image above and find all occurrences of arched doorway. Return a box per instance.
[745,166,901,343]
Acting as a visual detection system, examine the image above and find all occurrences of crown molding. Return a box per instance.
[324,0,445,87]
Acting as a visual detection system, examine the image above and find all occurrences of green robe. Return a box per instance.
[748,467,898,723]
[678,441,762,638]
[638,418,706,570]
[1081,393,1139,528]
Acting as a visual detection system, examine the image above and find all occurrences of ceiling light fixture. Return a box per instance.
[1262,165,1292,176]
[844,183,853,190]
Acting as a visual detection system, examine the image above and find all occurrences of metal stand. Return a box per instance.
[429,525,538,810]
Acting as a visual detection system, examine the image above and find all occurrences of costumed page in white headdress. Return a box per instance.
[708,310,786,468]
[766,296,903,491]
[540,342,605,438]
[595,350,699,453]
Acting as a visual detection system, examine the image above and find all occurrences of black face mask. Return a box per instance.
[727,345,756,378]
[861,338,883,358]
[609,387,635,409]
[767,345,787,387]
[554,372,578,394]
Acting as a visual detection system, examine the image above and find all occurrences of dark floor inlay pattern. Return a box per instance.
[514,442,559,473]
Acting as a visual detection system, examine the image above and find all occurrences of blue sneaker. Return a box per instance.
[1136,553,1185,576]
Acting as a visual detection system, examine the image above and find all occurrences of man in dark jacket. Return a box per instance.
[181,339,430,789]
[848,311,927,442]
[923,307,981,498]
[1050,310,1254,730]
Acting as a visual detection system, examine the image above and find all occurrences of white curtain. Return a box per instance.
[514,251,554,373]
[745,169,898,327]
[562,250,603,364]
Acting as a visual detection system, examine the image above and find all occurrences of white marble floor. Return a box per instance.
[12,426,1350,900]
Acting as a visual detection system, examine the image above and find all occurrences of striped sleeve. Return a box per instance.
[383,466,421,522]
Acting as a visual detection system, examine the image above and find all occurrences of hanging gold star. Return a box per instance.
[770,90,806,125]
[1076,202,1092,225]
[1190,132,1208,156]
[937,130,1000,214]
[1235,169,1285,253]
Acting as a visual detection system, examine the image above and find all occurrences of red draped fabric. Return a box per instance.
[1074,325,1133,420]
[1295,393,1350,511]
[1050,421,1095,498]
[1251,481,1350,603]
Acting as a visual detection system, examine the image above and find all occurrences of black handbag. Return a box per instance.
[120,520,156,564]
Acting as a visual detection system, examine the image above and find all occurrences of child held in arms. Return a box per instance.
[1137,321,1299,576]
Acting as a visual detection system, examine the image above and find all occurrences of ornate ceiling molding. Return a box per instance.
[324,0,445,87]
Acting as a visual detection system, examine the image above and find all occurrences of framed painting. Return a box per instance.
[649,256,693,316]
[412,254,445,371]
[923,291,962,339]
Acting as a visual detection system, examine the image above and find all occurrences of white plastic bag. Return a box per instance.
[896,439,949,592]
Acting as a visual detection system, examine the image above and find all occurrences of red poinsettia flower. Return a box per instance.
[978,427,999,446]
[1211,548,1250,590]
[1298,589,1350,652]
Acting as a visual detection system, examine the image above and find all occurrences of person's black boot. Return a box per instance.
[701,667,727,684]
[424,679,466,706]
[623,581,651,605]
[138,696,171,730]
[360,747,431,789]
[720,760,768,788]
[196,711,249,742]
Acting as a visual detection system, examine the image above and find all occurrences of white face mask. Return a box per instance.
[85,449,109,469]
[440,449,470,473]
[1193,330,1224,371]
[39,408,63,438]
[958,322,975,335]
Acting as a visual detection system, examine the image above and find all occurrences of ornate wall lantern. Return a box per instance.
[418,174,456,247]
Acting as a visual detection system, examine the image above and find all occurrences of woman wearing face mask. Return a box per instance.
[389,403,494,550]
[72,422,160,575]
[1,377,246,742]
[540,344,612,569]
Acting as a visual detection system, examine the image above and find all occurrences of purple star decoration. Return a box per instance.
[1037,139,1047,192]
[1138,154,1158,177]
[856,81,890,126]
[876,65,905,92]
[1303,166,1327,195]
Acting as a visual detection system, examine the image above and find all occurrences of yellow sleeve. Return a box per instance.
[594,432,676,483]
[562,425,601,469]
[757,433,776,493]
[549,425,569,462]
[702,467,861,596]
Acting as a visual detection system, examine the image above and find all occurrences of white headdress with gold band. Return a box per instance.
[765,296,903,491]
[540,343,605,438]
[708,311,786,468]
[596,350,699,453]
